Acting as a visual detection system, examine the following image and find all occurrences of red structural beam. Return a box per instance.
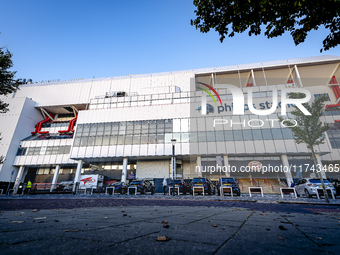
[31,116,51,135]
[58,114,78,133]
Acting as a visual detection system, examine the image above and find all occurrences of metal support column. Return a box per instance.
[13,166,25,195]
[73,160,83,193]
[223,155,230,177]
[122,158,128,183]
[197,156,202,177]
[281,155,293,186]
[50,165,60,192]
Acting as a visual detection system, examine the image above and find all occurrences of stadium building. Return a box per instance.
[1,56,340,194]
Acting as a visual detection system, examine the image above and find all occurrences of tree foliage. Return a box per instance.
[0,44,23,164]
[191,0,340,52]
[0,47,22,113]
[281,93,330,150]
[279,93,330,202]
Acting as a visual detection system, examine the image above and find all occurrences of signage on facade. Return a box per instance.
[248,161,262,171]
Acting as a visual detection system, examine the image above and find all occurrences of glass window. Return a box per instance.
[165,119,173,132]
[134,121,142,134]
[133,135,141,144]
[215,131,224,142]
[45,147,53,155]
[198,132,207,142]
[64,146,71,154]
[125,122,134,135]
[271,129,283,139]
[148,134,157,144]
[102,136,110,146]
[33,147,41,155]
[157,120,165,133]
[52,147,59,154]
[89,123,97,136]
[111,123,119,135]
[181,133,190,143]
[242,130,253,141]
[74,137,81,147]
[82,124,90,136]
[261,129,273,140]
[95,136,103,146]
[80,137,88,146]
[97,123,104,136]
[233,130,243,141]
[206,131,216,142]
[119,122,126,135]
[224,131,233,141]
[252,130,262,140]
[156,134,165,144]
[141,121,149,134]
[110,135,118,146]
[27,147,35,156]
[164,133,173,143]
[117,135,125,145]
[104,123,112,136]
[125,135,133,145]
[87,136,95,146]
[75,124,83,137]
[58,146,65,154]
[189,132,198,142]
[281,128,294,139]
[173,133,181,143]
[40,146,47,155]
[140,134,149,144]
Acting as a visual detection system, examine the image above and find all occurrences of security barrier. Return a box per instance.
[220,187,233,197]
[316,188,335,199]
[193,187,204,196]
[169,187,180,195]
[105,187,115,195]
[249,187,263,197]
[280,187,297,198]
[128,187,137,195]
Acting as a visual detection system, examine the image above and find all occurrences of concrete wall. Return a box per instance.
[0,97,42,181]
[136,160,170,179]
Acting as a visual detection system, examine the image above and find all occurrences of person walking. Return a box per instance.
[162,177,167,195]
[25,180,32,195]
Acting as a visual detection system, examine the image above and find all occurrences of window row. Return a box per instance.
[75,119,173,138]
[73,128,295,147]
[17,146,71,156]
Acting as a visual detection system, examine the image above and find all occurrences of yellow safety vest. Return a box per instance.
[26,181,32,188]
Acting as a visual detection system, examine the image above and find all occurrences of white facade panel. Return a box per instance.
[108,146,116,157]
[225,141,236,154]
[116,145,124,157]
[264,140,276,153]
[254,141,266,154]
[244,141,255,154]
[274,140,286,153]
[284,140,298,153]
[101,146,109,157]
[234,141,246,154]
[78,147,86,158]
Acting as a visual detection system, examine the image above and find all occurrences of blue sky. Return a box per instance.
[1,0,339,82]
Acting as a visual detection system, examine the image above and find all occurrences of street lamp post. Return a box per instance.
[171,139,176,196]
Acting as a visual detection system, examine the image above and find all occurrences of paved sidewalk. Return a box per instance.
[2,192,340,205]
[1,202,339,254]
